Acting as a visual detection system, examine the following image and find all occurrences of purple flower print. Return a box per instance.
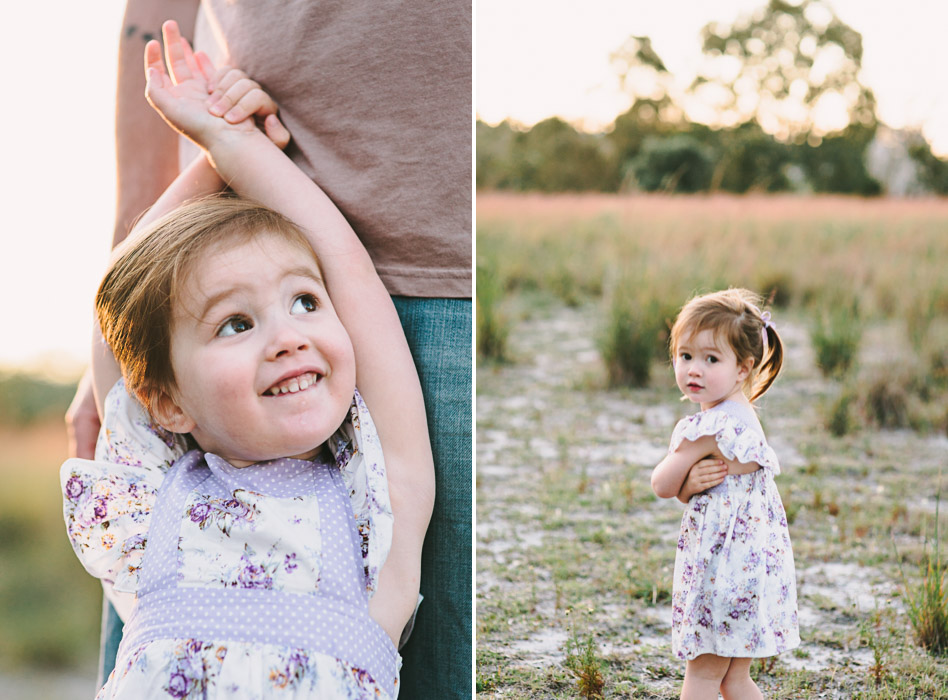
[65,476,84,500]
[93,497,108,522]
[189,503,211,525]
[334,443,354,470]
[284,553,298,573]
[238,563,268,589]
[223,498,250,519]
[166,671,188,698]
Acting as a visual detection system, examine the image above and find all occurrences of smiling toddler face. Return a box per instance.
[161,232,356,466]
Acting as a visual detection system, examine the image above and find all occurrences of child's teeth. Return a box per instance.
[269,373,318,396]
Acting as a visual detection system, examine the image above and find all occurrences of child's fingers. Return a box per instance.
[226,89,278,123]
[194,51,217,84]
[161,20,194,84]
[144,40,166,78]
[208,68,247,103]
[264,114,291,149]
[179,36,202,80]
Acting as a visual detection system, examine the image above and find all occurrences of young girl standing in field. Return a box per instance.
[61,22,433,698]
[650,288,799,700]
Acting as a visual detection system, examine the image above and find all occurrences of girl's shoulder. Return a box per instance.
[96,378,189,470]
[671,401,780,473]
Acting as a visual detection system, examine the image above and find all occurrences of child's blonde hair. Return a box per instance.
[669,288,783,402]
[97,195,322,416]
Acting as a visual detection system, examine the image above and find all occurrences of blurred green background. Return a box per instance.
[0,373,101,697]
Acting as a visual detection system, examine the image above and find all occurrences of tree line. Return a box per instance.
[477,0,948,196]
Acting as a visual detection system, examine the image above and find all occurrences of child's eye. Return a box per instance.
[291,294,318,315]
[680,352,692,361]
[217,316,253,337]
[707,355,718,363]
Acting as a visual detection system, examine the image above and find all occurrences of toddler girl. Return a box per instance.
[650,288,799,700]
[61,22,433,699]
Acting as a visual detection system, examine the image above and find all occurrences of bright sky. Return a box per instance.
[2,1,125,380]
[2,0,946,379]
[477,0,948,154]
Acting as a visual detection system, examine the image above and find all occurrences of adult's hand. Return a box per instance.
[65,370,100,460]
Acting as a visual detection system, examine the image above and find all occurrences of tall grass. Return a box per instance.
[476,259,510,362]
[899,487,948,655]
[477,193,948,323]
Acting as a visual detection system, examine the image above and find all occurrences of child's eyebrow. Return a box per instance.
[285,265,326,287]
[197,266,326,322]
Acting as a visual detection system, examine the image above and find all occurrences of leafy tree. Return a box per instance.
[629,135,713,193]
[712,123,794,192]
[796,124,881,194]
[692,0,877,142]
[908,138,948,195]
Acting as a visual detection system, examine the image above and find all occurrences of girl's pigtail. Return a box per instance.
[750,322,783,401]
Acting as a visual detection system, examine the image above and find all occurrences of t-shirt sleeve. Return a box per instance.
[326,389,394,598]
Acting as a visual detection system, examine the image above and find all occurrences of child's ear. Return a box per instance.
[737,356,755,381]
[149,390,196,434]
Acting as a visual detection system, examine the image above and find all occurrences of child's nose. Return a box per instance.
[267,321,311,360]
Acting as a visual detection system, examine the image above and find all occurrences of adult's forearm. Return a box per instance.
[114,0,200,246]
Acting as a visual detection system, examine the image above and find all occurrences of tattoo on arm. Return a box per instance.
[125,25,157,43]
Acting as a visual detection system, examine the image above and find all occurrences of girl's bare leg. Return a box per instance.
[681,654,730,700]
[720,658,763,700]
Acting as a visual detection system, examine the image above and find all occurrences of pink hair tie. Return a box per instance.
[759,310,774,354]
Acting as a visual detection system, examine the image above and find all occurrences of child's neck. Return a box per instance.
[700,387,751,412]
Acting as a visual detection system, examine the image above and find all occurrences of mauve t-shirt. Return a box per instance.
[194,0,471,298]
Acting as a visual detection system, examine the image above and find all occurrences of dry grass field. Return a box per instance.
[476,193,948,699]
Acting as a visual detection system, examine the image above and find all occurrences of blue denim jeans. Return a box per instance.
[98,297,472,697]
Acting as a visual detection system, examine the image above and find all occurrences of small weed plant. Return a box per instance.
[898,487,948,655]
[859,607,893,686]
[563,614,605,699]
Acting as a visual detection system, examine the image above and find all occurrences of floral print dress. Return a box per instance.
[669,400,799,661]
[62,381,399,699]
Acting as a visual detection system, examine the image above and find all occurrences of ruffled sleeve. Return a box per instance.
[669,404,781,474]
[326,388,394,597]
[60,380,188,594]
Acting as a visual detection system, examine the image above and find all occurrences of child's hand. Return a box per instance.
[207,68,291,149]
[144,21,289,150]
[676,457,727,503]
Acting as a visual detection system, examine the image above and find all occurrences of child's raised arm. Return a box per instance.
[145,21,435,641]
[90,32,290,420]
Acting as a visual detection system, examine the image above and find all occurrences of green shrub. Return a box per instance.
[863,371,911,430]
[811,306,862,378]
[826,389,857,437]
[598,280,668,388]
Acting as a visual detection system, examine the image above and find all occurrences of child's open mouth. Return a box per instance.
[264,372,322,396]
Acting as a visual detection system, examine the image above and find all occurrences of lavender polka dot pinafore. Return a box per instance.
[116,449,399,696]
